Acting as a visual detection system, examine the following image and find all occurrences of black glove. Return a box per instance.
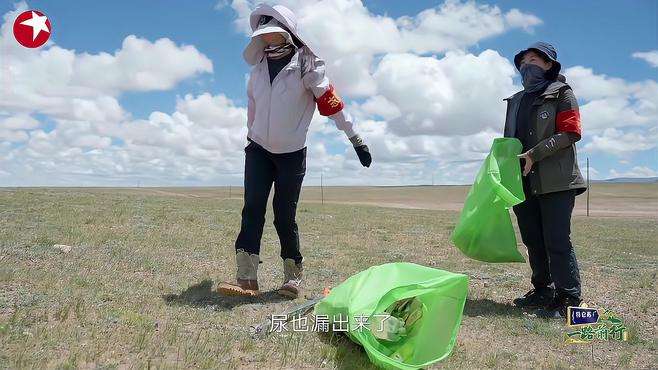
[355,145,372,167]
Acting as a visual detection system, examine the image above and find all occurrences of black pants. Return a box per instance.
[235,139,305,264]
[513,179,582,299]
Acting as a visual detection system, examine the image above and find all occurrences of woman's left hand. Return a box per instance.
[517,151,533,176]
[355,145,372,167]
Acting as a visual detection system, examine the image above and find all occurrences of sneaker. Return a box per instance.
[536,295,582,319]
[513,287,554,308]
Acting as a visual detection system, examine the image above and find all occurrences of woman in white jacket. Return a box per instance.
[217,4,371,299]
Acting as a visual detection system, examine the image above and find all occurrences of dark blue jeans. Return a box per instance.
[513,178,582,299]
[235,139,306,264]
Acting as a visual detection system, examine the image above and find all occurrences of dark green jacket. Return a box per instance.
[503,81,587,196]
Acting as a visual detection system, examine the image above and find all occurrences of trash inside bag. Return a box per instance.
[371,297,424,342]
[371,313,407,342]
[451,137,526,263]
[314,262,469,370]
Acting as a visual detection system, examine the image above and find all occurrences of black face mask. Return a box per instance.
[520,63,550,93]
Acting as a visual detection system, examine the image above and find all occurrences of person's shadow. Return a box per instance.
[162,279,290,310]
[463,297,524,317]
[316,331,378,370]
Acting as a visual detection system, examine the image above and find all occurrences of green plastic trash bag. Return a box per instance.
[451,137,526,263]
[314,262,469,370]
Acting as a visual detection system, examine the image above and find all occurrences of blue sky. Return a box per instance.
[0,0,656,186]
[12,0,655,111]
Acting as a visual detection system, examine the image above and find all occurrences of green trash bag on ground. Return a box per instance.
[314,262,469,369]
[451,137,526,263]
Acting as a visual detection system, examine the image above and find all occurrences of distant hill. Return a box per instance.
[597,177,658,184]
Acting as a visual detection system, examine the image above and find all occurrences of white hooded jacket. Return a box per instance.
[243,4,357,154]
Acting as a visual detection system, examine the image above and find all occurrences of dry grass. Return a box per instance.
[0,186,656,368]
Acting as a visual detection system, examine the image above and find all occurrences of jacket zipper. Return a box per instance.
[264,52,298,150]
[263,62,272,147]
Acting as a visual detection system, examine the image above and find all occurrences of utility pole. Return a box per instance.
[229,185,232,199]
[586,157,590,217]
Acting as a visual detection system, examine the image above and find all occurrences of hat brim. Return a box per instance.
[251,25,289,38]
[243,27,293,66]
[243,37,266,66]
[514,48,561,72]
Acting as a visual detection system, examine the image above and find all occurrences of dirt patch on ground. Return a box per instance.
[9,183,656,218]
[297,184,657,219]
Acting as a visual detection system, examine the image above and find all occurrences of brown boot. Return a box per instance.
[278,259,302,298]
[216,249,260,297]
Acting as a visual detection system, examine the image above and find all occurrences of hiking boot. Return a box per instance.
[536,294,582,319]
[278,258,302,299]
[216,249,260,297]
[513,287,554,308]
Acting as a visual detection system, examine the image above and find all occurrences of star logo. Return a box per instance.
[13,10,52,48]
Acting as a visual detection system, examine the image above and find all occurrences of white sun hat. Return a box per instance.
[243,4,314,65]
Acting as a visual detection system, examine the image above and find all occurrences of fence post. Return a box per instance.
[586,157,590,217]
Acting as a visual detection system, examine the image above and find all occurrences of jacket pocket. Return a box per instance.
[558,147,577,178]
[538,155,562,192]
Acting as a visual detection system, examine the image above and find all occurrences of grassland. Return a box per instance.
[0,184,656,368]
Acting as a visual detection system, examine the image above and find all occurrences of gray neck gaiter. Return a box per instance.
[520,63,550,93]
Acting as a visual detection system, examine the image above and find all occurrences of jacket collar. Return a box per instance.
[258,48,300,71]
[542,80,568,96]
[504,80,568,101]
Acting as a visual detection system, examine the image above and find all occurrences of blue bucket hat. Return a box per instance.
[513,41,561,73]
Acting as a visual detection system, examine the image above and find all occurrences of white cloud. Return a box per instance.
[632,50,658,68]
[582,127,658,156]
[1,114,40,130]
[356,95,401,121]
[396,1,542,53]
[226,0,541,53]
[0,114,40,143]
[504,8,542,32]
[2,1,655,187]
[373,50,517,136]
[609,166,658,179]
[0,2,213,124]
[564,66,632,101]
[565,66,658,132]
[581,165,601,180]
[175,93,247,129]
[73,36,213,93]
[0,129,29,143]
[0,92,249,186]
[213,0,539,184]
[222,0,541,96]
[0,2,234,186]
